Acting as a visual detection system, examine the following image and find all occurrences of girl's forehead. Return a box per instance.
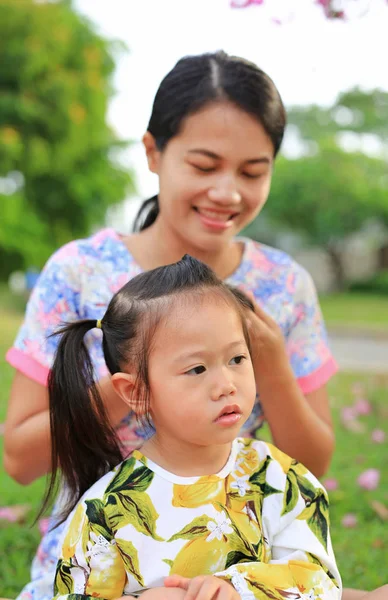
[155,292,243,335]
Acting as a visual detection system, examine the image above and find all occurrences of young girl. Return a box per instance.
[48,256,341,600]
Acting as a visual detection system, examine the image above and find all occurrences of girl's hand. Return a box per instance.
[116,587,187,600]
[165,574,240,600]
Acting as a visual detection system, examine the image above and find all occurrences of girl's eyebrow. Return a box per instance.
[174,340,247,364]
[187,149,271,164]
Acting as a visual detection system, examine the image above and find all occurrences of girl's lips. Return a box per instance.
[214,412,242,427]
[214,405,242,427]
[194,207,238,231]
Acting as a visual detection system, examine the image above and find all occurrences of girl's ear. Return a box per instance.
[142,131,161,174]
[111,372,140,413]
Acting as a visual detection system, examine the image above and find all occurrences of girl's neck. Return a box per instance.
[140,434,233,478]
[124,220,243,280]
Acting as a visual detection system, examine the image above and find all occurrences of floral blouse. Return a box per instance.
[7,228,337,447]
[53,439,340,600]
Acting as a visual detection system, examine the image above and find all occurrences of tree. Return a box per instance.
[0,0,133,277]
[247,143,388,289]
[287,88,388,146]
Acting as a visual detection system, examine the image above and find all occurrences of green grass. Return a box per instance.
[0,290,387,596]
[320,293,388,330]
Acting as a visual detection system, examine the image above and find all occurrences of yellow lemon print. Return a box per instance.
[172,478,226,508]
[86,540,126,598]
[170,535,228,577]
[62,503,86,560]
[267,444,293,474]
[229,510,261,548]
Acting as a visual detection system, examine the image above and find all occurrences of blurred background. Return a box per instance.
[1,0,387,595]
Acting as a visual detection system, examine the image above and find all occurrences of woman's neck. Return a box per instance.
[124,220,243,280]
[140,434,233,478]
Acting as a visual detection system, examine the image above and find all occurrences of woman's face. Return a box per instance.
[143,101,275,254]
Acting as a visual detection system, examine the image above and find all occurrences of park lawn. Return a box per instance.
[0,294,387,596]
[320,292,388,330]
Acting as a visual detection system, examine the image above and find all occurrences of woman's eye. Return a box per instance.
[230,355,246,365]
[186,365,206,375]
[243,172,263,179]
[193,165,215,173]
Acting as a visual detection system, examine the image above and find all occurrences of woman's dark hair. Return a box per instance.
[42,255,254,522]
[134,50,286,231]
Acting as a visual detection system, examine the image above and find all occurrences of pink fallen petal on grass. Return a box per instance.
[358,469,380,490]
[353,398,372,416]
[351,382,365,397]
[0,504,31,523]
[341,408,365,432]
[371,429,385,443]
[323,478,339,491]
[342,513,358,528]
[341,406,356,423]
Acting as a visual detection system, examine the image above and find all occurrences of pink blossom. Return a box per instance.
[230,0,264,7]
[371,429,385,444]
[0,422,4,436]
[358,469,380,491]
[0,504,30,523]
[341,406,356,423]
[353,398,372,416]
[351,382,365,397]
[342,513,357,528]
[323,478,338,491]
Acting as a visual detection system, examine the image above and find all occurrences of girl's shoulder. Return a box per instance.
[234,437,292,473]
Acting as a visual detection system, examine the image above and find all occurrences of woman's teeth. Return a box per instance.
[196,208,235,221]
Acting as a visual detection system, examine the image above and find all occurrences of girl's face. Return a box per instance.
[147,296,257,448]
[143,101,275,254]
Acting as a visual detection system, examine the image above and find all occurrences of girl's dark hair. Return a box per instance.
[43,255,254,522]
[134,50,286,231]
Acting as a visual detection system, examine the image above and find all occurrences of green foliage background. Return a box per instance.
[0,0,133,277]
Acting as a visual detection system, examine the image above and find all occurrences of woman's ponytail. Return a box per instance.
[133,195,159,231]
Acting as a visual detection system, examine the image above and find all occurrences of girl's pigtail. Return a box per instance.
[41,319,122,523]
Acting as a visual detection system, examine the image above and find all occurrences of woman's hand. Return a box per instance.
[165,575,240,600]
[243,295,291,382]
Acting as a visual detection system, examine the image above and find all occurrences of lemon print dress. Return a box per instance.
[53,439,341,600]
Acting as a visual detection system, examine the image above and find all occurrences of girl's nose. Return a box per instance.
[211,377,237,401]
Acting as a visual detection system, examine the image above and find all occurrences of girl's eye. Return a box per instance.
[230,355,246,365]
[185,365,206,375]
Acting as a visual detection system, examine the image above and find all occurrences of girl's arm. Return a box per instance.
[4,370,129,484]
[247,301,334,478]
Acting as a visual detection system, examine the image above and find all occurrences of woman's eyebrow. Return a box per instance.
[187,149,220,159]
[187,149,271,164]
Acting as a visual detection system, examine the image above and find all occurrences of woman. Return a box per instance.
[5,51,345,600]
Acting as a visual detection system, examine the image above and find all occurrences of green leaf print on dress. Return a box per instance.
[104,460,163,541]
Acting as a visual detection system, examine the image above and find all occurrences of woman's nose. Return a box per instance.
[207,181,241,206]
